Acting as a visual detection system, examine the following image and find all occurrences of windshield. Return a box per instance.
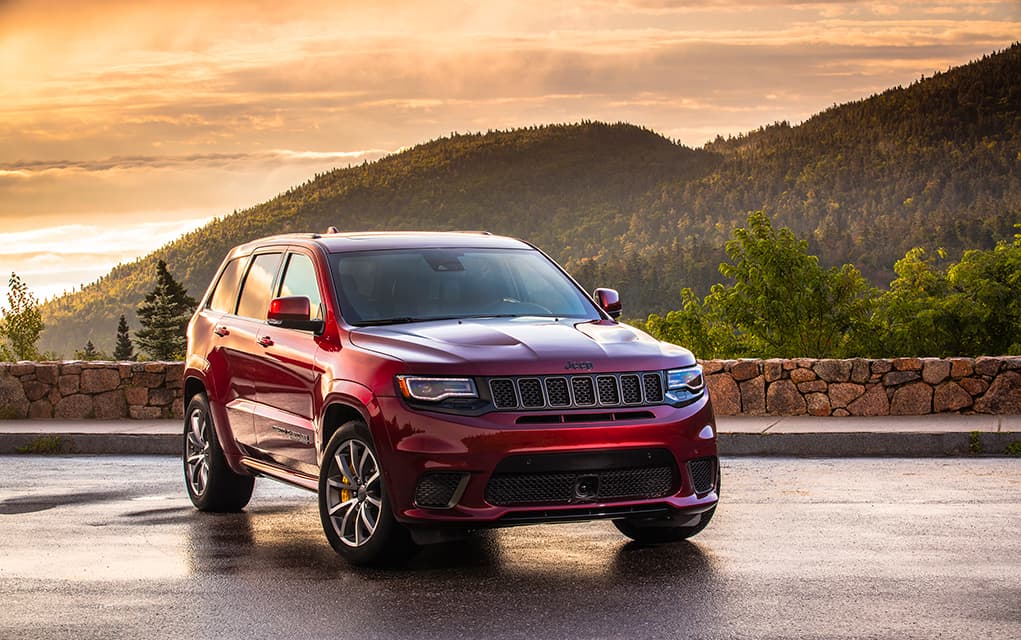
[330,248,601,325]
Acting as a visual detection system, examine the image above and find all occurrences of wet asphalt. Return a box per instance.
[0,456,1018,640]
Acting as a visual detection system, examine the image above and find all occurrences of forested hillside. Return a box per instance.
[38,44,1021,357]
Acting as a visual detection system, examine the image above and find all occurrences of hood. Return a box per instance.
[348,317,694,375]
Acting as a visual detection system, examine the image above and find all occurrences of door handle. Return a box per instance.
[213,325,230,337]
[257,336,274,348]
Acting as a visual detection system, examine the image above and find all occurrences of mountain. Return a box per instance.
[38,44,1021,357]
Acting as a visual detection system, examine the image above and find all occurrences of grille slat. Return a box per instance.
[488,372,667,411]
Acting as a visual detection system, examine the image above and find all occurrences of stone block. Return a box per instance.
[10,363,35,377]
[731,360,760,381]
[0,373,30,418]
[119,364,133,379]
[974,356,1001,378]
[58,375,79,396]
[702,361,724,375]
[23,380,50,402]
[131,372,164,388]
[790,368,817,384]
[847,384,889,416]
[890,382,933,415]
[871,359,893,374]
[35,364,59,384]
[849,359,870,384]
[54,394,93,419]
[763,360,784,382]
[165,362,185,380]
[949,358,973,379]
[93,390,127,419]
[81,368,120,394]
[766,380,805,415]
[148,388,174,406]
[125,386,149,406]
[29,399,53,419]
[893,358,922,371]
[806,393,831,416]
[813,360,852,383]
[1001,356,1021,371]
[883,371,920,386]
[739,376,765,415]
[829,383,865,409]
[832,408,850,417]
[974,371,1021,414]
[171,399,185,419]
[797,380,827,394]
[60,364,82,375]
[933,382,973,413]
[960,377,989,396]
[144,362,165,373]
[706,373,740,416]
[921,359,951,385]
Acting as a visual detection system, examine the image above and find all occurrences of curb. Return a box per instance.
[1,431,1018,457]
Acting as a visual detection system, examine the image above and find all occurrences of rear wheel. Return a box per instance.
[318,421,416,566]
[183,393,254,512]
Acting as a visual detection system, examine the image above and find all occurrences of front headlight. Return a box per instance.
[666,365,704,392]
[665,365,704,406]
[396,376,478,402]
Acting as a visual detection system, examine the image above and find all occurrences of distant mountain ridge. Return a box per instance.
[38,44,1021,357]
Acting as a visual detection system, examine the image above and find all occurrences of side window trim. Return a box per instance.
[277,248,326,324]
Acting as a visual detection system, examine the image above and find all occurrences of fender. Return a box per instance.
[184,361,250,476]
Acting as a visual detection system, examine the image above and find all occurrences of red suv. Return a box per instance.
[183,231,719,565]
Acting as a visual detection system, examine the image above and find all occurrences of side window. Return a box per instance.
[207,258,246,314]
[236,253,283,320]
[279,253,324,320]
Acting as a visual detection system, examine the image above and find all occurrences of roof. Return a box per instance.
[230,231,532,256]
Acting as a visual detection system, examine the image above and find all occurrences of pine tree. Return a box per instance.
[113,314,135,360]
[75,340,106,361]
[135,260,197,360]
[0,273,44,361]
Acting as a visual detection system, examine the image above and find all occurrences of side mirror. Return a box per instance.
[267,296,325,333]
[593,288,622,319]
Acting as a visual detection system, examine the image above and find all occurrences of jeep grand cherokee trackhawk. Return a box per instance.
[183,230,719,565]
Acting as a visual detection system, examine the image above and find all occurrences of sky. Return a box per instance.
[1,0,1019,303]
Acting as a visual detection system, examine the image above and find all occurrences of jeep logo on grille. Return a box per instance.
[565,361,594,370]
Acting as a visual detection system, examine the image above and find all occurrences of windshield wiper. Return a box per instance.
[354,314,522,327]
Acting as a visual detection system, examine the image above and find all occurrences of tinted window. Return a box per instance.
[208,258,246,314]
[331,248,598,325]
[236,253,282,320]
[279,253,324,320]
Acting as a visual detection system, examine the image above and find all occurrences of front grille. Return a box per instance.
[488,372,664,411]
[688,457,717,494]
[486,466,675,506]
[414,472,467,508]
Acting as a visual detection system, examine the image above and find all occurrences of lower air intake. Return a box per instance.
[414,472,467,508]
[687,457,717,494]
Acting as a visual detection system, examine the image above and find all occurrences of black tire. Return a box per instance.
[183,393,254,512]
[318,421,417,566]
[614,466,720,544]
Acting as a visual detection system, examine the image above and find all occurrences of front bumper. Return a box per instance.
[367,394,719,527]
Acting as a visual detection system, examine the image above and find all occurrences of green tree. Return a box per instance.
[135,260,197,360]
[75,340,107,361]
[0,273,45,361]
[113,314,135,361]
[644,212,876,358]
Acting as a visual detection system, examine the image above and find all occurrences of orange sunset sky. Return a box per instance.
[1,0,1019,301]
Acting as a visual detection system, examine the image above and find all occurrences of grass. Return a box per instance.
[16,435,66,454]
[968,431,983,454]
[1006,440,1021,457]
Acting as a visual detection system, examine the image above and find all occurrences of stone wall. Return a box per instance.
[0,361,184,420]
[1,357,1020,419]
[702,356,1021,416]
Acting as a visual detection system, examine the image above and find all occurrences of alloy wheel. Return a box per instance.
[185,407,211,497]
[324,439,382,547]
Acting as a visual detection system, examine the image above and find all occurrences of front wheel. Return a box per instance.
[183,393,254,512]
[318,421,416,566]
